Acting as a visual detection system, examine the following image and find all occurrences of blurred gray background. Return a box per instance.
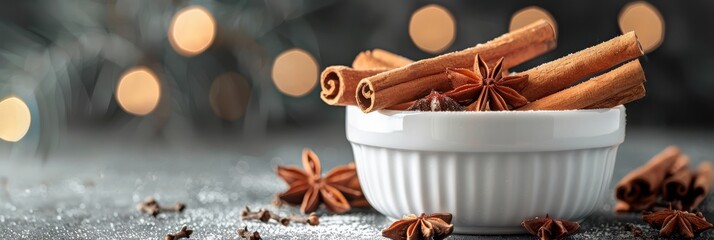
[0,1,712,153]
[1,1,714,239]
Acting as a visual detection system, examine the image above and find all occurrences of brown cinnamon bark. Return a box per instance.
[320,67,387,106]
[586,84,645,109]
[669,154,691,175]
[683,161,714,211]
[662,169,693,202]
[520,32,643,101]
[662,155,693,201]
[352,49,413,70]
[614,201,632,213]
[385,101,413,111]
[518,60,645,111]
[355,20,556,112]
[614,146,682,211]
[321,50,413,106]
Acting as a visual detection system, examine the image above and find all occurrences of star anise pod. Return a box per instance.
[445,54,529,111]
[624,223,643,237]
[407,90,465,111]
[521,214,580,240]
[642,208,713,238]
[381,213,454,240]
[276,148,365,214]
[342,170,369,208]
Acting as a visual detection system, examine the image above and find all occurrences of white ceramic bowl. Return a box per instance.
[346,106,625,234]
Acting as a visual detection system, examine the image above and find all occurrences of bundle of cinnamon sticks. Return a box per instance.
[319,20,647,112]
[615,146,714,212]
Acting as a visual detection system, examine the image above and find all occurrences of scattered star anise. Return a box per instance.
[642,208,713,238]
[407,90,465,111]
[342,170,370,208]
[521,214,580,240]
[165,225,193,240]
[624,223,643,237]
[445,54,529,111]
[381,213,454,240]
[276,148,365,214]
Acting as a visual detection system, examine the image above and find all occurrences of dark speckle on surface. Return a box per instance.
[1,125,714,239]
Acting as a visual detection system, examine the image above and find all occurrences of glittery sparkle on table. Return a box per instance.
[1,126,714,239]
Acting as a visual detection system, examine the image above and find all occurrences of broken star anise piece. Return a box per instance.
[642,208,713,238]
[407,90,465,111]
[445,54,529,111]
[276,148,365,214]
[382,213,454,240]
[521,214,580,240]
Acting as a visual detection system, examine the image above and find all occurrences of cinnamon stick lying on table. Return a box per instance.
[682,161,714,211]
[662,155,693,201]
[614,146,682,211]
[321,50,413,106]
[586,84,645,109]
[614,201,633,213]
[355,20,557,112]
[352,49,414,70]
[518,59,645,111]
[520,31,643,102]
[669,153,691,174]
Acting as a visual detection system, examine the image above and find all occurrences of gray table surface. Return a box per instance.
[1,124,714,239]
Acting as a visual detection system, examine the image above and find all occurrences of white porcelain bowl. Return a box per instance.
[346,106,625,234]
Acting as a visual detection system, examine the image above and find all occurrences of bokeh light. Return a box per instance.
[209,72,251,121]
[271,48,319,97]
[0,96,31,142]
[618,1,664,53]
[169,6,216,57]
[116,67,161,116]
[408,4,456,54]
[510,6,558,38]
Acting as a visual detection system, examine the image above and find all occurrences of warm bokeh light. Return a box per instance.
[271,48,319,97]
[510,6,558,38]
[169,5,216,57]
[209,72,251,121]
[619,1,664,53]
[116,67,161,116]
[409,4,456,54]
[0,96,31,142]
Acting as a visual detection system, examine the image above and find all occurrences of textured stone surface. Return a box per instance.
[1,126,713,239]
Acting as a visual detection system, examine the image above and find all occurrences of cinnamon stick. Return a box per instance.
[586,84,645,109]
[614,146,682,211]
[520,31,644,101]
[662,155,693,201]
[321,50,413,106]
[352,49,413,70]
[385,102,413,111]
[683,161,714,211]
[614,201,632,213]
[355,20,557,112]
[518,59,645,111]
[320,67,387,106]
[669,154,691,175]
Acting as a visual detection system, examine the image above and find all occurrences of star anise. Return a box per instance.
[342,170,370,208]
[642,208,713,238]
[407,90,465,111]
[624,223,643,237]
[381,213,454,240]
[445,54,529,111]
[521,214,580,240]
[276,148,365,214]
